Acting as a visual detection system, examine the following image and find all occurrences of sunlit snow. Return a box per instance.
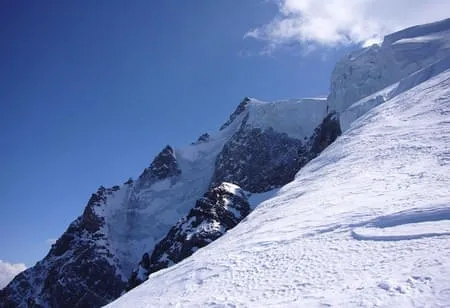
[108,63,450,308]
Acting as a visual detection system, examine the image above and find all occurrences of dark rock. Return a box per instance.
[127,182,250,290]
[192,133,211,145]
[212,112,341,193]
[212,120,308,193]
[1,102,341,307]
[220,97,251,130]
[0,188,126,308]
[308,112,342,157]
[138,145,181,188]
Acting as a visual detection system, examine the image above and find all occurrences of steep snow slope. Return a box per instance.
[340,54,450,132]
[1,97,333,307]
[108,66,450,307]
[110,97,328,276]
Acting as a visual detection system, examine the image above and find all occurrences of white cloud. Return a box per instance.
[246,0,450,49]
[0,260,26,289]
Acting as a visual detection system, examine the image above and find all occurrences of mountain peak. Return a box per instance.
[219,97,252,131]
[137,144,181,188]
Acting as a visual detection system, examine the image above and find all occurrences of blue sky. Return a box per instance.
[0,0,383,268]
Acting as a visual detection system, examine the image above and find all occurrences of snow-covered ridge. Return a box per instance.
[6,17,450,308]
[108,56,450,308]
[328,17,450,126]
[1,88,336,307]
[340,54,450,132]
[245,97,327,141]
[383,18,450,46]
[118,96,333,278]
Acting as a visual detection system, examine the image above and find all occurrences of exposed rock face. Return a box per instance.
[1,104,341,307]
[137,145,181,188]
[213,120,307,193]
[220,97,251,130]
[0,144,184,308]
[212,112,341,193]
[127,112,341,291]
[192,133,211,144]
[308,112,342,157]
[127,183,250,289]
[0,187,125,308]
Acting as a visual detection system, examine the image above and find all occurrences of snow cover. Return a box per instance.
[246,98,327,141]
[340,54,450,132]
[328,18,450,121]
[100,95,326,278]
[103,111,247,277]
[247,188,280,210]
[108,64,450,306]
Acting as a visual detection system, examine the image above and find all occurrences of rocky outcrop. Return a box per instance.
[192,133,211,144]
[1,104,341,307]
[0,104,341,308]
[127,111,342,291]
[137,145,181,188]
[212,112,341,193]
[0,187,125,308]
[127,183,250,289]
[308,112,342,157]
[212,122,307,192]
[220,97,251,130]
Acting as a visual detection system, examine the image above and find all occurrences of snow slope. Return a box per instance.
[246,98,327,140]
[108,97,327,276]
[108,64,450,307]
[1,92,333,307]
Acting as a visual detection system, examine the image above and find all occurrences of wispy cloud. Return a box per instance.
[0,260,26,289]
[46,238,57,245]
[245,0,450,52]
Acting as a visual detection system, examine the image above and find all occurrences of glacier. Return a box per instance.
[329,18,450,130]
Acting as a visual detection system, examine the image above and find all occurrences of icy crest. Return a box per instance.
[328,18,450,128]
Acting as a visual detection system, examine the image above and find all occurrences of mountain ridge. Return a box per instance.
[108,22,450,306]
[0,93,338,308]
[2,18,450,308]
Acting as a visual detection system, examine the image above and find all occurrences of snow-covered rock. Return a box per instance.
[107,53,450,308]
[212,107,339,192]
[1,95,337,307]
[0,186,127,308]
[127,182,250,290]
[136,145,181,189]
